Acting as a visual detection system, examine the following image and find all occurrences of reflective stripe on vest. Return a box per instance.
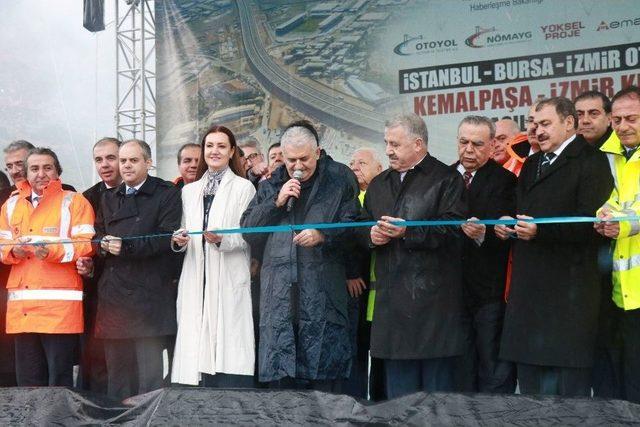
[613,254,640,272]
[8,289,83,301]
[71,224,95,236]
[607,153,619,189]
[6,194,19,224]
[60,192,74,262]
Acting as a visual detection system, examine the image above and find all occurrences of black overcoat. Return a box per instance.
[500,136,613,368]
[94,176,182,339]
[360,154,467,359]
[240,156,360,382]
[457,160,517,308]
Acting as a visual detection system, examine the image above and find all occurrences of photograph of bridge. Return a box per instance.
[156,0,408,175]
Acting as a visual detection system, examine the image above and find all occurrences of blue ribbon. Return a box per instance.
[2,215,636,247]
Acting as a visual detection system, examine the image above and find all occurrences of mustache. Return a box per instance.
[537,134,550,142]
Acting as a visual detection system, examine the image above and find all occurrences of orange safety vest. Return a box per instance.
[503,133,531,177]
[0,179,95,334]
[502,133,532,301]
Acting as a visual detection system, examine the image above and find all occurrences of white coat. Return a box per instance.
[171,169,256,385]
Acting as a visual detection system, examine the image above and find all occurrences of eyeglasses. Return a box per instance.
[246,152,261,161]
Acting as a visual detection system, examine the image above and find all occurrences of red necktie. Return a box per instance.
[463,171,473,189]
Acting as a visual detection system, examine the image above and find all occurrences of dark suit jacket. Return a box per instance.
[360,154,467,359]
[94,176,182,339]
[82,181,117,334]
[500,135,613,368]
[456,160,516,309]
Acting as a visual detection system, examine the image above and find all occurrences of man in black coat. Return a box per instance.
[241,123,360,391]
[94,139,182,400]
[496,97,613,397]
[452,116,517,393]
[575,90,623,398]
[76,137,122,394]
[360,113,467,398]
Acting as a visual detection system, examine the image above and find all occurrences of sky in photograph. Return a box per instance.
[0,0,116,189]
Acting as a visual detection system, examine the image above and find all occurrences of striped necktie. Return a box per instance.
[463,171,473,189]
[624,147,637,161]
[538,152,556,177]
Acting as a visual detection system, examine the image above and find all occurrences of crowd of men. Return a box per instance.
[0,86,638,404]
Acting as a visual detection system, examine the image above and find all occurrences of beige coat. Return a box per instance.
[171,170,256,385]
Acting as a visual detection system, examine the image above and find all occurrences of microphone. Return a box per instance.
[286,170,304,212]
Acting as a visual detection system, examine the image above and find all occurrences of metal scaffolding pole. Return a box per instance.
[115,0,156,156]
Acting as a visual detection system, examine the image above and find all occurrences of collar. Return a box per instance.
[30,190,41,206]
[546,134,575,158]
[456,163,476,177]
[17,179,63,199]
[403,153,428,174]
[599,129,625,157]
[117,176,155,196]
[400,154,428,181]
[125,178,146,193]
[382,153,431,181]
[593,126,614,149]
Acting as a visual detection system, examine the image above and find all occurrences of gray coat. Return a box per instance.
[241,156,360,382]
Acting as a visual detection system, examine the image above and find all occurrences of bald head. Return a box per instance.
[493,119,520,164]
[349,147,383,191]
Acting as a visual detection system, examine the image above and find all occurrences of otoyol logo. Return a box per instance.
[465,26,532,48]
[393,34,458,56]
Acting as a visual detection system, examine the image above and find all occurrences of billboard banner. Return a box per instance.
[156,0,639,178]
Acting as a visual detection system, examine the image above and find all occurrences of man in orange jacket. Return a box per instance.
[0,147,95,386]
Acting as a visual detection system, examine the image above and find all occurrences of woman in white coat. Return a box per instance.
[171,125,256,387]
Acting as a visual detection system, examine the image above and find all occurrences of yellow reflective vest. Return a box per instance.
[598,131,640,310]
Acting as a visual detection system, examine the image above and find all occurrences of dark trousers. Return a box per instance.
[343,296,369,399]
[78,335,108,394]
[592,267,623,398]
[0,335,16,386]
[103,336,165,400]
[592,345,623,399]
[384,357,455,399]
[369,357,386,401]
[454,301,516,393]
[517,363,591,397]
[202,372,255,388]
[14,333,78,387]
[621,307,640,403]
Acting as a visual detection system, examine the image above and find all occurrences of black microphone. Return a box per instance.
[286,170,304,212]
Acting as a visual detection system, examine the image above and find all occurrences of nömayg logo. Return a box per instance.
[465,26,532,48]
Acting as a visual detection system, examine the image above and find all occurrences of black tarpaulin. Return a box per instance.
[1,387,640,425]
[83,0,105,33]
